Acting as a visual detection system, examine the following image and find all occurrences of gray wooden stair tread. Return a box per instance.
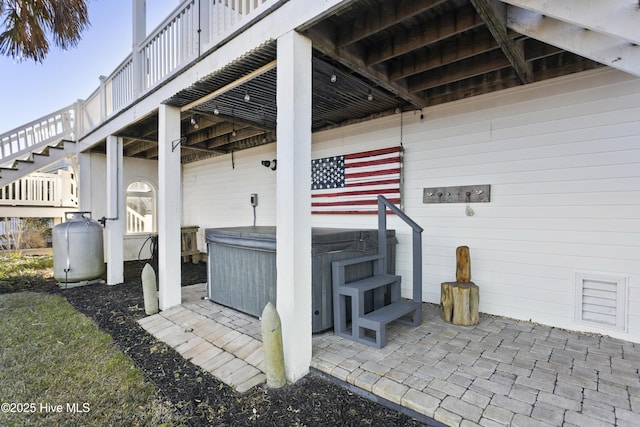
[340,274,400,293]
[332,253,384,268]
[359,300,419,327]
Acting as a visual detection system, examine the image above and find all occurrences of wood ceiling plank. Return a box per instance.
[407,50,512,92]
[306,27,427,108]
[423,69,522,106]
[388,29,499,80]
[124,141,157,157]
[337,0,450,48]
[366,4,485,66]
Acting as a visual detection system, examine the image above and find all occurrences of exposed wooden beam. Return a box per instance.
[501,0,640,45]
[124,141,157,157]
[407,50,512,93]
[120,135,157,144]
[144,147,158,159]
[207,127,266,150]
[180,145,226,154]
[305,27,426,108]
[367,4,485,66]
[471,0,532,83]
[523,39,562,61]
[389,29,500,80]
[424,68,523,106]
[508,7,640,77]
[337,0,449,47]
[422,52,601,106]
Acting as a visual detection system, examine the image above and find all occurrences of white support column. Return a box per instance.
[132,0,146,97]
[199,0,211,47]
[276,31,313,383]
[158,104,182,310]
[105,135,124,285]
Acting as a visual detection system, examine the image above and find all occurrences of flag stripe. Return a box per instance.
[311,146,402,214]
[344,178,400,188]
[344,146,401,160]
[346,167,401,180]
[312,197,401,207]
[312,187,399,198]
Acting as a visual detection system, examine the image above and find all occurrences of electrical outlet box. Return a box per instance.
[250,193,258,207]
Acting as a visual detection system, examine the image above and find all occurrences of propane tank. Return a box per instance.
[52,212,105,285]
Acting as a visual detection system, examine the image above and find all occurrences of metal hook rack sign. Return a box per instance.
[423,185,491,204]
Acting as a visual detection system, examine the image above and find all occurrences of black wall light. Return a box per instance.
[261,159,277,171]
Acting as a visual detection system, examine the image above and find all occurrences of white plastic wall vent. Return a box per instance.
[575,273,627,332]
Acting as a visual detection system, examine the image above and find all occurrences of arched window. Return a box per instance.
[126,181,155,234]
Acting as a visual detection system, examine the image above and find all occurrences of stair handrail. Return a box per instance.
[0,105,76,165]
[377,195,423,305]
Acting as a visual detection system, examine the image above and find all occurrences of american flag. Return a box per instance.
[311,146,402,214]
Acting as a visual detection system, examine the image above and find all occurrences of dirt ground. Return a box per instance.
[53,260,427,426]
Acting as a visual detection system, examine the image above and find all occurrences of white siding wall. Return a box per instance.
[182,144,278,248]
[88,153,158,261]
[182,68,640,342]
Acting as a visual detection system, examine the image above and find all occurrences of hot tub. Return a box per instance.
[205,226,396,332]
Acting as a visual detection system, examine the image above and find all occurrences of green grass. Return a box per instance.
[0,292,184,426]
[0,254,54,294]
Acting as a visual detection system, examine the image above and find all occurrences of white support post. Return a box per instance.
[132,0,146,96]
[158,104,182,310]
[99,76,107,121]
[105,135,124,285]
[276,31,313,383]
[199,0,211,48]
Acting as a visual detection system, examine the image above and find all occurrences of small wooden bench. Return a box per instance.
[181,226,200,264]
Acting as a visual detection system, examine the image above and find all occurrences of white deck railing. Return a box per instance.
[0,170,78,208]
[1,0,280,164]
[96,0,279,121]
[127,206,153,233]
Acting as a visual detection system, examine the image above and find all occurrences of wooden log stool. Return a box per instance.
[441,246,479,326]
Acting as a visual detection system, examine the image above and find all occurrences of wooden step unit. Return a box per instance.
[332,254,421,348]
[358,300,421,348]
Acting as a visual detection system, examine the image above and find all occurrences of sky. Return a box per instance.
[0,0,179,133]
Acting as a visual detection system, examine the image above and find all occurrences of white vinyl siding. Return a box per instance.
[182,68,640,343]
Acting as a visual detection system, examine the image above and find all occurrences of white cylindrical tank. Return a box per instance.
[53,212,105,284]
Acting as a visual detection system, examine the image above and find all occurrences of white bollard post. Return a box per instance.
[141,263,159,315]
[260,302,286,388]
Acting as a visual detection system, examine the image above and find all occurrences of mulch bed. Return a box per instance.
[45,261,427,426]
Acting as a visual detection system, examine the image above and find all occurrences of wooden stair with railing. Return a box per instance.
[0,106,76,187]
[0,140,76,186]
[331,196,424,348]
